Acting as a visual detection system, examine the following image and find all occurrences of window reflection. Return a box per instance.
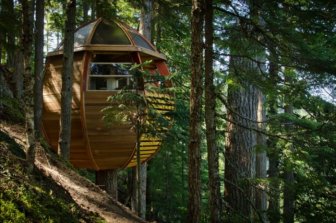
[89,63,134,91]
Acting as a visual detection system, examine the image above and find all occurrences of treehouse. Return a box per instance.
[42,18,174,170]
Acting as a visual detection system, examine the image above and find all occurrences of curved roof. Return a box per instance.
[49,18,166,60]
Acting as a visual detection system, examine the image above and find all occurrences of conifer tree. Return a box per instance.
[34,0,45,137]
[204,0,221,222]
[59,0,76,159]
[187,0,204,222]
[20,0,35,170]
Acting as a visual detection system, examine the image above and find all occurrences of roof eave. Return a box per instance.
[47,45,167,61]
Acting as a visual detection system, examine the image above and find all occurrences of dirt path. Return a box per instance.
[2,122,147,223]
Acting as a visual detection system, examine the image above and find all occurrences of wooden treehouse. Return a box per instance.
[42,18,174,170]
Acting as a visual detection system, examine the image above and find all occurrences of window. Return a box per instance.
[91,21,131,45]
[88,63,134,91]
[130,32,155,51]
[74,21,96,47]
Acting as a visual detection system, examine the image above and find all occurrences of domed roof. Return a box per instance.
[50,18,166,60]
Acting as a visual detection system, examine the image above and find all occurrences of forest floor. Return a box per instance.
[1,121,147,223]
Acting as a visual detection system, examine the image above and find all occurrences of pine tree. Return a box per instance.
[34,0,45,137]
[20,0,35,171]
[58,0,76,159]
[187,0,204,222]
[204,0,221,222]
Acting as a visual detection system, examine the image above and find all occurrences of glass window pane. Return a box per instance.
[89,63,134,91]
[130,32,154,51]
[91,21,131,45]
[74,21,96,47]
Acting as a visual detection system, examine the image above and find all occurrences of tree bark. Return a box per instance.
[255,90,268,222]
[225,17,259,218]
[5,0,15,68]
[130,168,137,211]
[34,0,45,137]
[13,49,24,99]
[187,0,204,222]
[225,80,258,221]
[96,170,118,199]
[58,0,76,160]
[267,52,281,223]
[139,0,152,41]
[204,1,221,222]
[137,1,153,218]
[21,0,35,171]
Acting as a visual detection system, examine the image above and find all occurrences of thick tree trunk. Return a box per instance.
[204,1,221,222]
[34,0,45,137]
[58,0,76,160]
[21,0,35,171]
[225,80,258,221]
[225,17,259,218]
[187,1,204,222]
[96,170,118,199]
[255,91,268,222]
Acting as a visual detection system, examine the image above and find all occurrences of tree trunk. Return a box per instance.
[34,0,44,137]
[187,1,204,222]
[137,1,153,218]
[224,18,259,218]
[58,0,76,160]
[283,73,295,223]
[5,0,15,68]
[129,168,137,211]
[153,2,161,47]
[267,52,281,223]
[0,33,2,63]
[91,0,96,20]
[21,0,35,171]
[139,162,147,218]
[255,91,268,222]
[13,49,24,99]
[136,121,141,216]
[83,0,89,22]
[225,79,258,221]
[139,0,152,41]
[96,170,118,199]
[204,1,221,222]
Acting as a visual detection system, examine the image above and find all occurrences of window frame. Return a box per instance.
[88,62,134,91]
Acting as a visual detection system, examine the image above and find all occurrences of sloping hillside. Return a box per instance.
[0,121,146,223]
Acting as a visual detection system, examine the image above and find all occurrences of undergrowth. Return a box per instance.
[0,130,105,223]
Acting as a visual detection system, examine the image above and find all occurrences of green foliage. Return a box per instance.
[0,196,25,223]
[102,65,172,139]
[0,131,104,223]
